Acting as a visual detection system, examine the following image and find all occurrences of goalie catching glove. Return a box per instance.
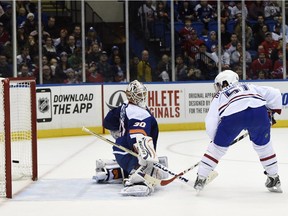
[133,135,159,166]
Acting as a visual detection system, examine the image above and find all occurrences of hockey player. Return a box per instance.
[194,70,283,193]
[101,80,160,196]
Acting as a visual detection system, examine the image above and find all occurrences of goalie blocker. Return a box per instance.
[93,156,168,184]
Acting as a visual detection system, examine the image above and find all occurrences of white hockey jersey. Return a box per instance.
[205,83,282,140]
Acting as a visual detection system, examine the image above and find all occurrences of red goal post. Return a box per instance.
[0,77,37,198]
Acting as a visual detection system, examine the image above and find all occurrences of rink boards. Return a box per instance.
[35,81,288,138]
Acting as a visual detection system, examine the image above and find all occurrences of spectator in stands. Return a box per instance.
[189,67,205,80]
[205,31,218,53]
[212,44,231,70]
[18,63,33,77]
[199,28,209,43]
[230,42,252,67]
[270,38,288,66]
[183,29,204,65]
[129,55,139,81]
[2,40,12,64]
[220,2,230,26]
[195,43,218,80]
[29,23,50,44]
[261,32,279,58]
[63,68,80,84]
[252,15,266,50]
[0,54,12,77]
[233,64,243,80]
[86,42,101,64]
[195,0,217,30]
[220,23,231,48]
[229,1,248,20]
[225,33,239,55]
[112,55,126,81]
[271,23,282,41]
[257,70,267,79]
[137,0,156,39]
[250,51,273,79]
[86,61,104,83]
[271,50,285,79]
[65,35,77,56]
[26,34,38,60]
[23,12,36,35]
[0,4,12,34]
[54,51,70,82]
[114,71,126,83]
[156,54,172,81]
[68,47,82,72]
[137,49,153,82]
[42,36,57,61]
[17,23,27,49]
[44,16,58,39]
[42,55,49,67]
[72,24,82,48]
[177,0,195,23]
[156,1,169,24]
[264,1,280,20]
[109,45,121,65]
[97,51,114,82]
[49,57,58,76]
[175,54,189,81]
[178,18,194,49]
[86,27,102,49]
[16,7,27,27]
[247,0,265,21]
[54,28,69,53]
[17,46,32,69]
[234,19,253,49]
[42,64,60,84]
[0,22,10,47]
[275,16,288,37]
[261,24,270,35]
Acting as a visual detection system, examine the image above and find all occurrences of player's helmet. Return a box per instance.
[214,70,239,92]
[126,80,148,108]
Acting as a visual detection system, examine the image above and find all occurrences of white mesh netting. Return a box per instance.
[0,79,34,197]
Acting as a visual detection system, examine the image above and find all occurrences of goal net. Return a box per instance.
[0,78,37,198]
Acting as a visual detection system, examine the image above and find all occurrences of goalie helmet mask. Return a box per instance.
[214,70,239,92]
[126,80,148,108]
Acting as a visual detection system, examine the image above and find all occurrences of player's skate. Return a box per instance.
[93,159,123,184]
[265,173,283,193]
[194,175,207,193]
[120,166,154,196]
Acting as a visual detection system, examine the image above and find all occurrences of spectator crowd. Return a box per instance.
[0,1,287,84]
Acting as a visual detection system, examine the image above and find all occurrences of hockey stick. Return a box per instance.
[152,132,248,186]
[82,126,206,186]
[230,132,249,145]
[146,162,218,187]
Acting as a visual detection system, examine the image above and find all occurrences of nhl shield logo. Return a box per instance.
[38,97,50,113]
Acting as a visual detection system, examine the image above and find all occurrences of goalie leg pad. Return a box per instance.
[93,159,124,184]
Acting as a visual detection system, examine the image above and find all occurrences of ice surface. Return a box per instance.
[0,129,287,216]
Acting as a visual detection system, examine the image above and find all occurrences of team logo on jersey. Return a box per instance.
[38,97,50,113]
[106,90,126,109]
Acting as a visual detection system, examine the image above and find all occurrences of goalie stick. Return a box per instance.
[82,126,214,187]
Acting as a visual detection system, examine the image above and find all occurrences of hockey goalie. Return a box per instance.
[93,80,168,196]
